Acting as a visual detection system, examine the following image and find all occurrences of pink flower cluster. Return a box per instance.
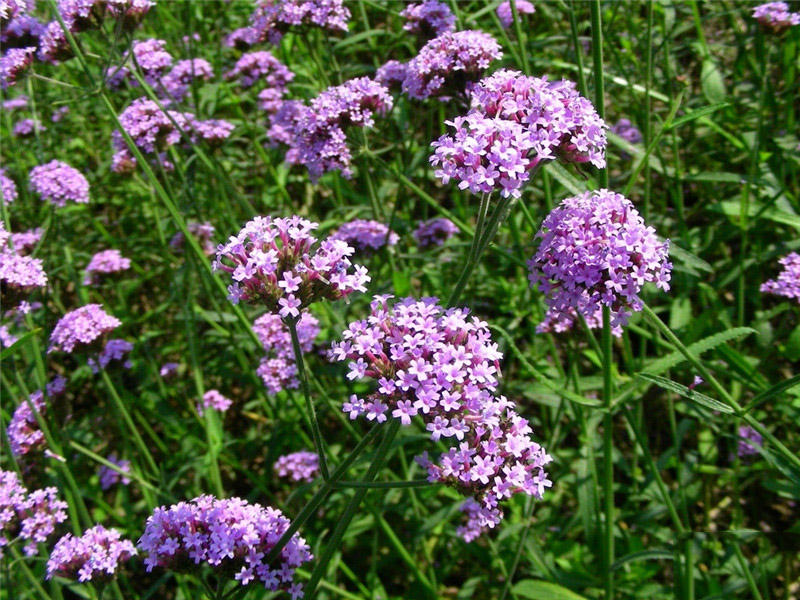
[47,525,137,582]
[274,450,320,482]
[496,0,536,29]
[83,249,131,285]
[400,0,455,39]
[760,252,800,303]
[160,58,214,102]
[1,469,68,557]
[331,219,399,252]
[0,243,47,290]
[225,50,293,90]
[8,376,67,458]
[213,216,370,317]
[197,389,233,415]
[330,295,552,541]
[29,159,90,206]
[753,2,800,30]
[98,453,132,490]
[528,189,672,335]
[88,338,133,373]
[413,217,458,248]
[253,312,319,394]
[249,0,350,45]
[138,495,312,597]
[49,304,121,354]
[0,168,18,204]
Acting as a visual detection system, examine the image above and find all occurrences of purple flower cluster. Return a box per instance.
[611,117,643,144]
[159,361,179,378]
[760,252,800,303]
[12,116,43,136]
[98,454,132,490]
[249,0,350,45]
[266,99,304,149]
[375,59,407,89]
[160,58,214,101]
[131,38,173,85]
[0,245,47,290]
[496,0,536,29]
[29,160,90,206]
[88,338,133,373]
[9,228,42,253]
[277,77,393,180]
[83,249,131,285]
[1,469,68,557]
[254,311,319,394]
[0,168,17,204]
[47,525,137,582]
[138,495,312,596]
[225,50,293,90]
[330,295,552,540]
[274,451,319,482]
[1,14,44,50]
[1,95,29,110]
[213,216,370,317]
[331,219,399,252]
[400,0,455,39]
[170,221,216,255]
[528,189,672,335]
[197,389,233,415]
[402,30,502,100]
[737,426,763,457]
[753,2,800,30]
[8,376,67,458]
[49,304,121,354]
[414,217,459,248]
[0,45,34,88]
[225,26,260,49]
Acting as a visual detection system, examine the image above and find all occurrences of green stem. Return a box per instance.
[601,306,614,600]
[447,193,491,306]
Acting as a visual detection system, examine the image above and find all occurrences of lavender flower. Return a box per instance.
[274,451,319,482]
[330,295,552,540]
[83,249,131,285]
[1,469,68,557]
[414,217,458,248]
[197,389,232,415]
[0,45,34,89]
[37,21,70,63]
[49,304,122,354]
[51,106,70,122]
[88,338,133,373]
[400,0,455,39]
[611,117,643,144]
[138,495,312,596]
[225,26,259,49]
[266,99,304,150]
[225,50,293,90]
[250,0,350,45]
[0,168,17,204]
[1,95,28,110]
[160,58,213,101]
[170,221,216,255]
[753,2,800,31]
[375,59,407,89]
[98,454,132,490]
[496,0,535,29]
[1,14,44,48]
[29,160,89,206]
[9,229,41,254]
[253,312,319,394]
[0,324,16,347]
[760,252,800,303]
[737,426,763,457]
[131,38,172,84]
[13,116,44,136]
[159,361,179,378]
[402,30,502,100]
[8,376,67,458]
[0,247,47,290]
[527,189,672,335]
[330,219,399,252]
[213,216,369,316]
[47,525,136,582]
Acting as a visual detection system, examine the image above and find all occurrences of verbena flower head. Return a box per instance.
[253,311,319,394]
[159,361,179,378]
[1,470,68,557]
[0,248,47,290]
[170,221,216,255]
[98,454,131,490]
[760,252,800,303]
[375,59,407,89]
[160,58,213,101]
[402,30,502,100]
[0,45,34,89]
[414,217,458,248]
[1,14,44,49]
[737,426,763,457]
[224,50,293,89]
[138,495,312,596]
[400,0,455,39]
[88,338,133,373]
[13,117,44,136]
[611,117,642,144]
[753,2,800,30]
[131,38,173,85]
[528,189,672,335]
[0,168,17,204]
[29,160,89,206]
[8,376,67,458]
[198,389,232,415]
[225,26,259,49]
[37,21,71,63]
[274,451,319,482]
[330,295,552,540]
[496,0,535,29]
[49,304,122,354]
[83,249,131,285]
[213,216,369,317]
[47,525,137,582]
[330,219,399,252]
[1,95,28,110]
[10,228,42,253]
[250,0,350,45]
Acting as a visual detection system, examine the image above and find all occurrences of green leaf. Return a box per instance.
[513,580,588,600]
[712,201,800,232]
[544,162,586,195]
[701,59,727,104]
[0,329,41,360]
[636,373,735,414]
[643,327,755,375]
[611,549,674,571]
[668,243,713,273]
[744,375,800,413]
[667,102,729,130]
[392,270,411,296]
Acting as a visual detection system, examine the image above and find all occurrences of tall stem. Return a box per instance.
[447,193,491,306]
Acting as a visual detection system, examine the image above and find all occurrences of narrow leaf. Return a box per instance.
[513,580,588,600]
[636,373,735,414]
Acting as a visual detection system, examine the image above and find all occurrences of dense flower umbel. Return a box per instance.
[375,60,407,89]
[47,525,137,582]
[253,312,319,394]
[528,190,672,335]
[138,495,313,596]
[402,30,502,100]
[10,228,42,253]
[737,426,763,457]
[0,45,34,89]
[29,160,90,206]
[496,0,535,29]
[197,389,233,415]
[274,451,319,482]
[88,338,133,373]
[160,58,214,102]
[49,304,122,353]
[213,216,369,317]
[752,2,800,30]
[400,0,455,39]
[8,376,67,458]
[1,14,44,49]
[0,248,47,290]
[250,0,350,46]
[83,249,131,285]
[1,469,68,557]
[225,50,293,90]
[330,296,552,541]
[330,219,399,252]
[760,252,800,303]
[130,38,173,84]
[98,454,131,490]
[0,168,17,204]
[414,217,459,248]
